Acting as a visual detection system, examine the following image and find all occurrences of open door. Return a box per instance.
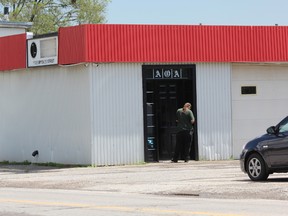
[142,65,198,162]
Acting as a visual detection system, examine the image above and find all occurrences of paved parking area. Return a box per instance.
[1,160,288,200]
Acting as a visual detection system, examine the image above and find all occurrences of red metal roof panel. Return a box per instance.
[0,34,26,71]
[58,25,87,64]
[58,24,288,64]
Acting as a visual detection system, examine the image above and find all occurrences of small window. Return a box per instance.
[241,86,256,95]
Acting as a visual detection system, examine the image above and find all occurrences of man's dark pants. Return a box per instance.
[172,130,192,162]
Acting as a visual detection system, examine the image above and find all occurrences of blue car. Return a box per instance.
[240,116,288,181]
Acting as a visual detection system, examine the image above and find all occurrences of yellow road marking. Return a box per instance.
[0,198,246,216]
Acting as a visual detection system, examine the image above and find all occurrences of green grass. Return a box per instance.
[0,160,147,168]
[0,160,87,168]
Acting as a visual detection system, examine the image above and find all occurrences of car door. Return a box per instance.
[265,117,288,168]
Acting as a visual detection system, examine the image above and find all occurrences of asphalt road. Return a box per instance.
[1,160,288,215]
[1,188,288,216]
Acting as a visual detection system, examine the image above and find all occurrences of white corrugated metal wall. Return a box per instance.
[0,28,25,37]
[0,65,91,164]
[0,62,234,165]
[196,63,233,160]
[90,63,144,166]
[232,64,288,158]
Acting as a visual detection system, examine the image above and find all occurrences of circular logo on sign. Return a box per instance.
[30,42,37,58]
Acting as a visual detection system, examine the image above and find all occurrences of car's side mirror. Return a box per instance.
[267,126,277,134]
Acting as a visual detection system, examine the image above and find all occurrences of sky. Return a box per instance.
[106,0,288,26]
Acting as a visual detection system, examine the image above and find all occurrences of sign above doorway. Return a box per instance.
[153,68,182,79]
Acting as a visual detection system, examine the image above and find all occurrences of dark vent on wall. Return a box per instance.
[241,86,257,95]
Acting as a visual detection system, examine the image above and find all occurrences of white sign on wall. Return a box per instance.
[27,36,58,67]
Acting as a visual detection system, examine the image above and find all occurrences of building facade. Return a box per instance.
[1,24,288,165]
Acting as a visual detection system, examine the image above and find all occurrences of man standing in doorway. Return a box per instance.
[172,102,195,163]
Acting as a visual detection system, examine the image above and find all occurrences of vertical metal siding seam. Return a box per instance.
[276,27,281,61]
[205,26,210,61]
[123,25,129,62]
[108,25,113,62]
[261,27,265,61]
[183,26,187,61]
[90,64,95,166]
[97,25,103,62]
[284,28,288,60]
[179,26,185,62]
[183,26,188,62]
[242,26,247,61]
[122,25,128,62]
[163,26,167,62]
[167,26,173,62]
[132,26,137,62]
[269,27,275,61]
[197,27,202,61]
[250,26,254,62]
[254,26,258,61]
[86,25,91,62]
[224,27,228,62]
[260,27,266,61]
[115,25,120,62]
[90,25,95,62]
[122,26,127,62]
[159,25,165,62]
[134,26,142,62]
[212,27,217,61]
[268,27,273,61]
[209,27,214,61]
[271,27,277,61]
[158,26,164,62]
[142,25,147,62]
[278,28,283,60]
[217,26,222,61]
[200,27,205,61]
[237,26,242,61]
[259,27,264,61]
[171,26,176,61]
[263,27,268,61]
[244,26,249,61]
[196,26,201,62]
[139,26,144,62]
[173,26,179,61]
[231,27,237,61]
[282,28,288,60]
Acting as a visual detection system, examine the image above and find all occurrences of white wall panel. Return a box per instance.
[0,28,25,37]
[232,64,288,158]
[91,63,144,165]
[196,63,232,160]
[0,65,91,164]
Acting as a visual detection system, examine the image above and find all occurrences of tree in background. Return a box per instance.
[0,0,111,34]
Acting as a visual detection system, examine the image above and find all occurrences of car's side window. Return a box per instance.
[279,122,288,133]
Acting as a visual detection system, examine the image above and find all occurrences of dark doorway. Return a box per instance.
[142,65,198,162]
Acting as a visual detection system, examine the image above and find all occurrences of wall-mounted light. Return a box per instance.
[32,150,39,157]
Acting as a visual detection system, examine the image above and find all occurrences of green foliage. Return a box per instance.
[0,0,111,34]
[0,160,31,165]
[0,160,88,167]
